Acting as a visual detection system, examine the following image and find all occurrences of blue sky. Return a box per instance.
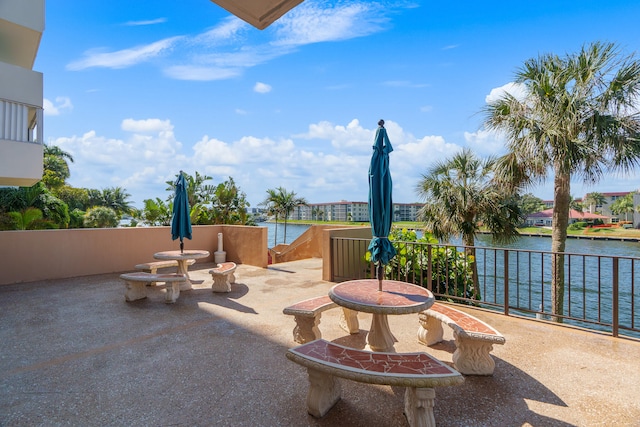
[37,1,640,208]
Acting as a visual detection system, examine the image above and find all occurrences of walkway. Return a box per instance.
[1,258,638,426]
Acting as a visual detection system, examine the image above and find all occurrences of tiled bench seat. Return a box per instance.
[286,339,463,426]
[418,303,505,375]
[283,296,359,344]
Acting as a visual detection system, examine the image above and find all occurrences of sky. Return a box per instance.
[36,0,640,208]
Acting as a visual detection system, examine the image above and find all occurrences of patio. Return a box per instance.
[1,258,639,426]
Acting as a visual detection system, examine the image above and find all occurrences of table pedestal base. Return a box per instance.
[175,261,193,291]
[366,313,397,352]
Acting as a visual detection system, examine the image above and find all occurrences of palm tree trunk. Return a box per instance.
[463,233,480,300]
[283,215,288,243]
[274,214,278,246]
[551,169,570,323]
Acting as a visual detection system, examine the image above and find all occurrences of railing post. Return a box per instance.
[504,250,509,316]
[612,257,619,337]
[427,244,433,292]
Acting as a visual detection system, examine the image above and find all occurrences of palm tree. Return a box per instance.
[43,145,74,189]
[611,193,635,222]
[483,42,640,321]
[260,188,282,245]
[261,187,307,244]
[278,189,307,243]
[583,192,607,214]
[99,187,133,219]
[8,207,55,230]
[416,148,523,297]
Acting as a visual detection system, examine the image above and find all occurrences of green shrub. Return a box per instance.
[366,228,477,301]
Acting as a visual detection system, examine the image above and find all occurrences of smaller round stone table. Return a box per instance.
[329,279,434,352]
[153,250,210,291]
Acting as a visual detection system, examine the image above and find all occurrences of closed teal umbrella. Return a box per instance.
[171,171,192,253]
[368,120,397,291]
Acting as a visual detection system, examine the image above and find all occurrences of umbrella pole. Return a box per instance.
[377,263,384,291]
[180,240,184,254]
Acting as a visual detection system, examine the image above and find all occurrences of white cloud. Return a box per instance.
[464,129,507,157]
[65,1,399,80]
[56,117,468,207]
[66,37,182,70]
[254,82,272,93]
[272,2,387,47]
[485,82,527,104]
[43,97,73,116]
[121,118,173,133]
[123,18,167,26]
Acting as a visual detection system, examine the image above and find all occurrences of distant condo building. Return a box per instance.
[291,201,424,222]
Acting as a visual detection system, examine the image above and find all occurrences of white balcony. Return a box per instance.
[0,0,44,69]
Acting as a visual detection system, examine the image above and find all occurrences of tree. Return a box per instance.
[517,193,546,217]
[141,198,172,226]
[8,207,55,230]
[276,188,307,243]
[415,148,524,297]
[583,192,607,214]
[611,193,635,221]
[42,145,74,189]
[83,206,118,228]
[260,187,307,244]
[483,41,640,321]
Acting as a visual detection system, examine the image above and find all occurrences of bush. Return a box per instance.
[568,221,587,230]
[366,228,477,301]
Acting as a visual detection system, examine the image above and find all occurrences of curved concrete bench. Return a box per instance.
[134,259,195,285]
[283,295,359,344]
[120,272,186,303]
[209,262,237,292]
[418,303,505,375]
[286,339,463,426]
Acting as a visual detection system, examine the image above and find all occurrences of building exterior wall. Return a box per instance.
[293,201,424,222]
[0,0,45,186]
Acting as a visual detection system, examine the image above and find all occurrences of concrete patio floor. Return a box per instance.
[1,258,639,427]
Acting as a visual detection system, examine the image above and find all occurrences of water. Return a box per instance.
[258,222,310,247]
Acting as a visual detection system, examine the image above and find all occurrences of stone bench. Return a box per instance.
[135,259,195,285]
[286,339,464,426]
[209,262,237,292]
[418,303,505,375]
[120,272,187,304]
[283,295,359,344]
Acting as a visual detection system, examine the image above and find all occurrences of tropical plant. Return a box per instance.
[415,148,524,297]
[583,192,607,214]
[367,228,477,301]
[83,206,118,228]
[516,193,546,217]
[141,198,172,226]
[210,177,252,225]
[42,144,74,189]
[483,41,640,321]
[610,193,635,221]
[7,207,56,230]
[261,187,307,244]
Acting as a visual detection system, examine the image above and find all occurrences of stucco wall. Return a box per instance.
[0,225,267,285]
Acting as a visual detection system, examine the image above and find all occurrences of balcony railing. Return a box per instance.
[0,99,42,144]
[330,237,640,339]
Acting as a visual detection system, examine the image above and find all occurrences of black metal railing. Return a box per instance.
[330,237,640,339]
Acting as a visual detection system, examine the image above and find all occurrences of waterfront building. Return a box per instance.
[291,201,424,222]
[0,0,45,186]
